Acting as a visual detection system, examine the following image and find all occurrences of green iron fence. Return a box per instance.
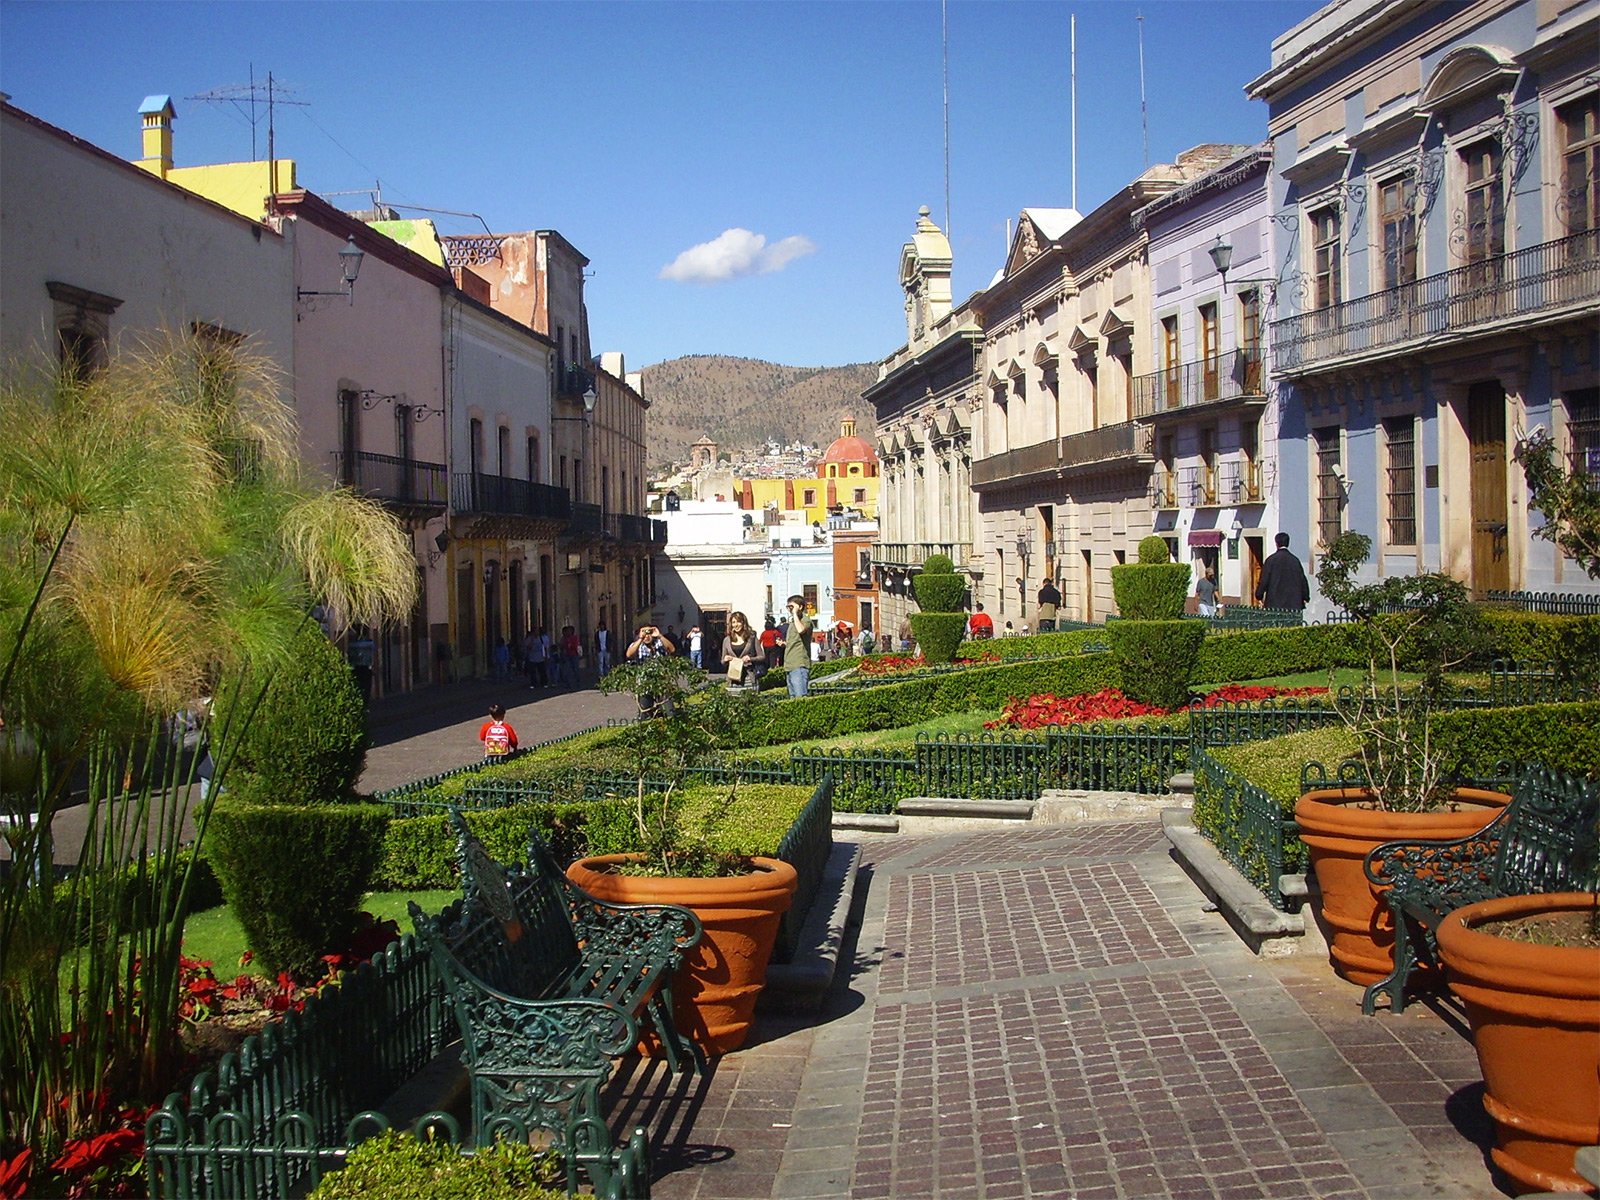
[1192,607,1306,631]
[1483,589,1600,615]
[914,733,1050,801]
[1190,745,1303,910]
[772,776,835,963]
[1045,725,1189,794]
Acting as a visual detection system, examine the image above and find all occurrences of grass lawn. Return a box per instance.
[181,889,457,974]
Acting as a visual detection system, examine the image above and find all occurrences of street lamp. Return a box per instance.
[298,235,365,305]
[1207,233,1277,304]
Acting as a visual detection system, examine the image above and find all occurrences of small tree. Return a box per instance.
[909,554,967,664]
[1514,428,1600,577]
[1316,532,1486,810]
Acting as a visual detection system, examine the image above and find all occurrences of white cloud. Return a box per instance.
[659,228,817,284]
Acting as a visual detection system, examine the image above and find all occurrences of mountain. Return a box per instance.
[639,355,878,470]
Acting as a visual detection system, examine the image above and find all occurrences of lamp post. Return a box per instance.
[1015,535,1031,616]
[297,235,365,305]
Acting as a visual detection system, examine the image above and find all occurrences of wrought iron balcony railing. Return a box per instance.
[1132,348,1265,418]
[871,541,971,569]
[604,512,661,543]
[566,501,603,536]
[557,363,596,398]
[1272,228,1600,374]
[1150,467,1179,510]
[1217,457,1264,504]
[1178,465,1220,508]
[337,451,448,509]
[972,422,1153,489]
[450,472,570,521]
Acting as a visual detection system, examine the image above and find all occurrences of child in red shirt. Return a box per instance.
[478,704,519,760]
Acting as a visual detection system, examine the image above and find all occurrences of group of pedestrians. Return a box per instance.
[512,624,597,691]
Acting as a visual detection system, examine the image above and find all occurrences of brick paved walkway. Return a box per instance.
[629,825,1505,1200]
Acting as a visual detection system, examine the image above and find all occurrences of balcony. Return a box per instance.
[337,452,447,514]
[1149,467,1179,510]
[1272,228,1600,376]
[1217,457,1264,504]
[450,472,570,522]
[871,541,971,569]
[605,512,665,544]
[1178,465,1220,508]
[971,422,1153,491]
[557,362,596,399]
[1132,348,1266,418]
[566,501,603,538]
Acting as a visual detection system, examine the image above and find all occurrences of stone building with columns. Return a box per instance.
[1248,0,1599,600]
[863,207,983,641]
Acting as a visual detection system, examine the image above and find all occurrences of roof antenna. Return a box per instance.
[1138,10,1149,167]
[942,0,952,240]
[1071,13,1078,212]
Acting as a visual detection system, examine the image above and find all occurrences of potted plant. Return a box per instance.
[570,654,796,1055]
[1295,532,1509,985]
[1426,431,1600,1195]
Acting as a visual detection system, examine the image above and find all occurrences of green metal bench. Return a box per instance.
[408,811,703,1192]
[1361,767,1600,1015]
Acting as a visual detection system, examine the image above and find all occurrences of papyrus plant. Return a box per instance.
[0,333,416,1176]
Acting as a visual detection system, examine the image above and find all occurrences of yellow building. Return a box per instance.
[737,419,880,525]
[133,96,297,218]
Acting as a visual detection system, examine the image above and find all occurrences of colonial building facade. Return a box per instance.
[1249,0,1600,598]
[1136,145,1280,606]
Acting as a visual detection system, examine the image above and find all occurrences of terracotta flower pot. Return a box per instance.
[1294,787,1511,986]
[1437,893,1600,1196]
[566,854,798,1056]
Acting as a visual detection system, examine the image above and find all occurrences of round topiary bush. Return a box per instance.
[214,624,368,805]
[1137,535,1171,564]
[207,797,389,978]
[1106,619,1207,710]
[1110,561,1192,620]
[922,552,956,576]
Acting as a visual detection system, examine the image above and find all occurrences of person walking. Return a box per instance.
[559,625,582,689]
[626,623,675,717]
[594,621,613,678]
[1196,565,1219,618]
[1036,579,1062,632]
[1255,533,1312,611]
[782,594,814,698]
[966,603,994,640]
[898,617,914,654]
[478,703,518,761]
[525,627,550,688]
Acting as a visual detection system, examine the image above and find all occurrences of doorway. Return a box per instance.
[1244,536,1264,607]
[1466,381,1510,594]
[1080,549,1094,623]
[701,609,729,675]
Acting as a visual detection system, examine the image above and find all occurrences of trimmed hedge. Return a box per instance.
[374,800,615,890]
[1427,701,1600,777]
[307,1131,564,1200]
[207,799,390,977]
[1110,562,1191,620]
[1108,620,1206,709]
[1207,726,1362,808]
[582,782,814,861]
[1195,624,1360,682]
[956,629,1107,659]
[1478,611,1600,680]
[739,653,1119,746]
[910,612,967,664]
[913,573,967,612]
[1138,535,1171,564]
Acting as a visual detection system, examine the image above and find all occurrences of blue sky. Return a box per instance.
[1,0,1319,369]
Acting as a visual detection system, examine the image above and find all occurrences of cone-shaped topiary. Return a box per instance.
[1107,619,1206,709]
[1111,561,1192,620]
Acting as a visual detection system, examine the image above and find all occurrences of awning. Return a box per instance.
[1187,530,1224,547]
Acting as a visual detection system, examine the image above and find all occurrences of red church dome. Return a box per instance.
[819,418,875,468]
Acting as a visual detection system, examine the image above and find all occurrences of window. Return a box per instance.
[853,487,867,504]
[1239,419,1261,501]
[857,549,871,581]
[1383,416,1417,546]
[1161,316,1180,408]
[339,389,360,485]
[1116,351,1134,411]
[1378,175,1418,289]
[1311,206,1341,309]
[1199,303,1219,400]
[1461,141,1505,263]
[1559,93,1600,235]
[47,282,120,381]
[559,454,568,489]
[1083,361,1099,425]
[601,465,610,513]
[556,324,566,377]
[1156,433,1176,506]
[802,583,819,612]
[1238,289,1262,392]
[1198,426,1218,504]
[395,402,413,464]
[1568,388,1600,484]
[1314,426,1344,546]
[573,458,583,502]
[497,426,511,477]
[526,434,541,482]
[803,488,817,506]
[469,418,484,477]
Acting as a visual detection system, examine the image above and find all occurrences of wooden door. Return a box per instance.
[1467,381,1510,594]
[1245,536,1263,607]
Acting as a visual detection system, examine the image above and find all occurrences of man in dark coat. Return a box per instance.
[1255,532,1311,611]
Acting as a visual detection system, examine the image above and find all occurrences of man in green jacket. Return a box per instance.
[782,594,814,698]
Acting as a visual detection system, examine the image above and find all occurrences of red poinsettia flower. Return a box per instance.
[0,1148,32,1200]
[49,1128,142,1176]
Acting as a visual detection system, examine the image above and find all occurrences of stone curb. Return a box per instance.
[833,812,899,832]
[762,840,863,1011]
[897,797,1035,820]
[1161,807,1307,957]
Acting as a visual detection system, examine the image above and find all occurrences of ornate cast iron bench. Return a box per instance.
[1361,767,1600,1015]
[409,811,703,1192]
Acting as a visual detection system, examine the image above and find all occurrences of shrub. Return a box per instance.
[215,625,367,806]
[1107,620,1206,710]
[910,612,968,665]
[307,1131,564,1200]
[582,783,812,861]
[1138,535,1171,564]
[1194,624,1360,682]
[912,553,966,616]
[1424,701,1600,778]
[207,798,389,978]
[1208,726,1362,808]
[737,653,1119,746]
[374,800,616,889]
[922,552,956,575]
[957,628,1107,659]
[1478,611,1600,683]
[1110,562,1191,619]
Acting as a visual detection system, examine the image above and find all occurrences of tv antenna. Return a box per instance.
[187,66,307,164]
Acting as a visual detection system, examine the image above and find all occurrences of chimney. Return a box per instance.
[136,95,176,178]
